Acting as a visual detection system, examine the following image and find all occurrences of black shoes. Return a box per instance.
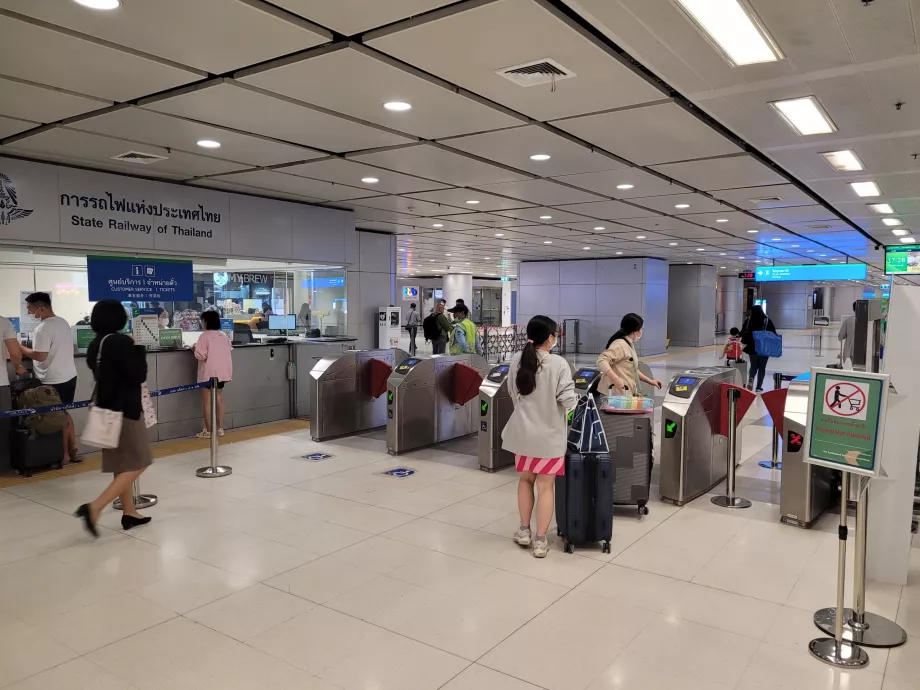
[74,504,99,539]
[121,515,152,531]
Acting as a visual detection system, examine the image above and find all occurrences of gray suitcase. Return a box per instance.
[599,411,653,517]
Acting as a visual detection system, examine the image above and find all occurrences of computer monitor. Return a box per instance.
[268,314,285,330]
[286,314,296,329]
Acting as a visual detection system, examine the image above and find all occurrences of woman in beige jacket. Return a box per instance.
[597,313,662,396]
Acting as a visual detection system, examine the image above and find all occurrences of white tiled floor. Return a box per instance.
[0,330,918,689]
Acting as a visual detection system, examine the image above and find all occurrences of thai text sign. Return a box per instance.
[87,255,193,302]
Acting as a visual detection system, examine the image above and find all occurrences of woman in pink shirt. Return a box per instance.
[194,311,233,438]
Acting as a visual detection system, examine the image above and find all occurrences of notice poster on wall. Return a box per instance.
[87,255,193,302]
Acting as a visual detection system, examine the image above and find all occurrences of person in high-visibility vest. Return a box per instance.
[447,303,482,355]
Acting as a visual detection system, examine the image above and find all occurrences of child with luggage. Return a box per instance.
[721,327,744,364]
[501,316,577,558]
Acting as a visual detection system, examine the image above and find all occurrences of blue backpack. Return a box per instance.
[753,323,783,358]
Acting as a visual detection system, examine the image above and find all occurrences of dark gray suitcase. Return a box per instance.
[555,451,613,554]
[10,428,64,477]
[599,412,653,517]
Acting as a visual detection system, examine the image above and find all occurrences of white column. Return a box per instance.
[718,276,744,333]
[501,280,512,326]
[442,273,472,311]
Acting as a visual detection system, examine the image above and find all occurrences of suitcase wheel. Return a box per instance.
[557,528,563,537]
[602,541,611,554]
[564,541,575,554]
[638,505,649,517]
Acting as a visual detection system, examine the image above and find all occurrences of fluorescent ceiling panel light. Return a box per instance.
[674,0,782,66]
[820,149,863,172]
[849,181,880,197]
[868,203,894,214]
[900,236,916,243]
[770,96,836,135]
[882,218,902,227]
[892,229,908,236]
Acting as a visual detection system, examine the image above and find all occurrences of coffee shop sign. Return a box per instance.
[61,191,221,238]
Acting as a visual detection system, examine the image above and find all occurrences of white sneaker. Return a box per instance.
[532,536,549,558]
[217,428,225,437]
[513,527,532,547]
[196,429,211,439]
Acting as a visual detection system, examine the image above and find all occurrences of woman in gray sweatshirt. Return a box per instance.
[501,315,577,557]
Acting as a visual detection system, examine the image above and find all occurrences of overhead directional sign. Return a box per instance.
[755,263,867,282]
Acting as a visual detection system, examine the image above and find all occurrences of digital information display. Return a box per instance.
[487,364,510,382]
[395,358,422,374]
[676,377,697,386]
[574,369,599,386]
[755,264,867,282]
[885,244,920,275]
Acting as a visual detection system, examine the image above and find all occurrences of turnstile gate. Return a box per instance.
[780,373,837,528]
[478,363,514,472]
[659,366,743,506]
[387,354,490,455]
[310,348,408,441]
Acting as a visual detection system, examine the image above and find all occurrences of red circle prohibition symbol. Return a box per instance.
[825,382,866,417]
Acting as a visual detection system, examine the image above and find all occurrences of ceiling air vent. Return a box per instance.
[496,58,576,88]
[749,196,783,204]
[110,151,168,164]
[807,224,832,229]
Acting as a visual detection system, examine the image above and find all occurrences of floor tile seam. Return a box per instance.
[601,503,687,561]
[432,665,551,690]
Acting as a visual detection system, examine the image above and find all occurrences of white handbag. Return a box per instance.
[81,334,123,449]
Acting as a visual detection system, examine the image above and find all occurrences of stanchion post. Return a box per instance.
[814,476,908,648]
[809,471,870,667]
[113,479,157,511]
[196,378,232,479]
[759,372,784,470]
[712,388,752,509]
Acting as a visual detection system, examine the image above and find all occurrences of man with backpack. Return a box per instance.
[423,301,451,354]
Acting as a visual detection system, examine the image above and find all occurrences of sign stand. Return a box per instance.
[813,476,908,648]
[196,378,232,478]
[113,479,157,511]
[808,471,870,668]
[711,388,752,509]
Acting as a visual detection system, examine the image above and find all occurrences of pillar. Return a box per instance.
[667,264,716,347]
[717,276,744,334]
[442,273,472,312]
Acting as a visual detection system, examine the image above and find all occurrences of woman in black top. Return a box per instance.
[74,300,153,537]
[740,304,777,392]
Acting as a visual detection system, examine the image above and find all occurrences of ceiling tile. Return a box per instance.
[491,207,596,225]
[651,154,786,191]
[711,184,817,209]
[207,169,383,202]
[407,188,535,213]
[354,194,469,218]
[0,115,38,139]
[280,158,447,195]
[554,102,741,165]
[349,144,531,186]
[367,0,663,121]
[473,179,604,206]
[240,47,520,140]
[555,199,659,221]
[552,167,691,199]
[271,0,456,36]
[0,14,201,101]
[630,192,730,215]
[434,212,530,228]
[147,82,414,153]
[0,76,110,124]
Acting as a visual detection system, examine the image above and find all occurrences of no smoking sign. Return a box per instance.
[823,379,867,420]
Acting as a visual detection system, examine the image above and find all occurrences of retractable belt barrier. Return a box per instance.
[0,381,213,419]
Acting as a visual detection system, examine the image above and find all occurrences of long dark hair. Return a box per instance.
[747,304,767,331]
[605,313,644,349]
[516,315,557,396]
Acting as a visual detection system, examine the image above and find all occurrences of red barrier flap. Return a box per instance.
[451,363,484,407]
[760,388,788,437]
[718,383,758,437]
[366,358,393,399]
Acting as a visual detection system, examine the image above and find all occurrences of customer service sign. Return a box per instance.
[87,255,193,302]
[804,368,890,478]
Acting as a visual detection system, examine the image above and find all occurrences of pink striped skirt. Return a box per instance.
[515,454,565,476]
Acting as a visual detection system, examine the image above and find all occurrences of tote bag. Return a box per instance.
[82,335,123,449]
[567,395,609,453]
[752,323,783,358]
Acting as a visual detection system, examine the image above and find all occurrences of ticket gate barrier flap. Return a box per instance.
[717,384,757,437]
[387,354,490,455]
[779,377,837,528]
[310,348,408,442]
[479,363,515,472]
[659,367,743,506]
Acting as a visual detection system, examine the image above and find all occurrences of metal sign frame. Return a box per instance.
[803,367,889,478]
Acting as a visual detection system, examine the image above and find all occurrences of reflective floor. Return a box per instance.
[0,328,917,690]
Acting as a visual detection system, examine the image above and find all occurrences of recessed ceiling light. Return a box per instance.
[383,101,412,111]
[747,229,759,234]
[716,218,729,223]
[616,184,634,190]
[771,237,781,241]
[900,236,917,243]
[445,253,452,256]
[669,242,679,246]
[892,229,909,236]
[674,0,781,65]
[429,259,435,262]
[530,154,551,161]
[868,203,894,214]
[361,177,379,184]
[720,266,727,269]
[432,223,443,228]
[819,254,827,257]
[196,139,221,149]
[583,246,591,250]
[74,0,120,8]
[636,235,647,239]
[465,200,480,205]
[615,251,623,255]
[675,203,691,209]
[807,249,815,252]
[539,215,552,220]
[543,241,552,244]
[849,181,881,197]
[791,244,800,248]
[687,262,694,265]
[495,233,504,237]
[484,257,491,260]
[696,248,706,251]
[398,247,405,252]
[738,256,745,259]
[754,259,762,263]
[770,96,837,135]
[594,226,605,231]
[882,218,903,227]
[820,149,864,172]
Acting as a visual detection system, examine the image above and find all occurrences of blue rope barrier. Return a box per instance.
[0,381,212,419]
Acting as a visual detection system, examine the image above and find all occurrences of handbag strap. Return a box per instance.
[90,334,112,404]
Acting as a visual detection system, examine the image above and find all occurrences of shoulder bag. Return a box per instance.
[81,334,123,449]
[752,321,783,358]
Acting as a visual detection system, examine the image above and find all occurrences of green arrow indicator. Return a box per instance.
[665,419,677,438]
[666,421,676,432]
